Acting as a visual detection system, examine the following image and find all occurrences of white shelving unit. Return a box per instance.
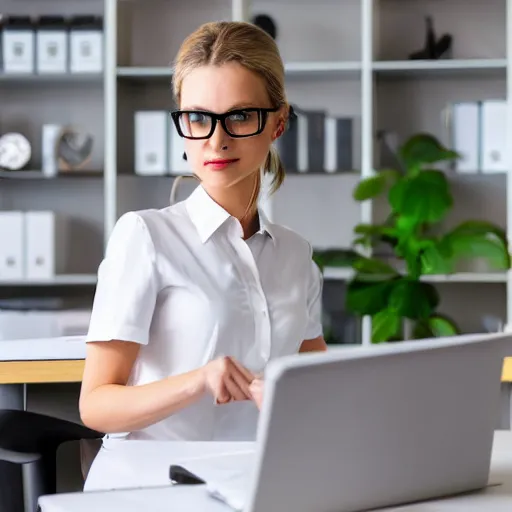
[2,0,511,345]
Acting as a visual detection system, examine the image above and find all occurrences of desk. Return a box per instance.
[0,336,86,408]
[0,335,85,383]
[1,335,512,383]
[38,431,512,512]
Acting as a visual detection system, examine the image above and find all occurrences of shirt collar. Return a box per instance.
[185,185,276,244]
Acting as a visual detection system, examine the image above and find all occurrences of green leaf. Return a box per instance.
[352,257,398,275]
[353,175,388,201]
[346,278,394,316]
[372,309,401,343]
[412,320,434,340]
[446,233,510,269]
[352,169,401,201]
[420,243,453,275]
[428,314,460,337]
[313,249,360,270]
[448,220,507,242]
[388,170,453,223]
[413,315,459,339]
[352,236,370,248]
[399,134,460,174]
[388,279,439,320]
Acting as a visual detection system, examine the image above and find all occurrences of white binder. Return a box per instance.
[134,111,168,175]
[481,100,508,173]
[25,211,68,279]
[451,102,480,173]
[0,211,24,280]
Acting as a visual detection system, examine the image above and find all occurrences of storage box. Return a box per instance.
[36,15,68,74]
[135,111,168,175]
[2,16,35,74]
[449,102,480,174]
[0,211,24,280]
[324,117,354,173]
[24,211,68,279]
[481,100,508,174]
[70,16,103,73]
[297,109,326,173]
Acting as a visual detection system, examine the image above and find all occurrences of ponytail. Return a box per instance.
[263,145,285,194]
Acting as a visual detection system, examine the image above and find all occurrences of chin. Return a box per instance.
[200,170,251,189]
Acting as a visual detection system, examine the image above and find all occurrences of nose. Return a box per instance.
[208,119,231,152]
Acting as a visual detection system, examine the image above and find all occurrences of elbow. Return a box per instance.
[79,390,109,434]
[79,395,101,433]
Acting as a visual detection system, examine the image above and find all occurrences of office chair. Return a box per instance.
[0,409,102,512]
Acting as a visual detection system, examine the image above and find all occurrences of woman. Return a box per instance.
[79,20,327,446]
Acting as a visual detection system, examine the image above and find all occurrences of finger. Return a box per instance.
[224,375,248,402]
[215,380,231,404]
[229,365,254,399]
[228,357,255,383]
[249,381,264,409]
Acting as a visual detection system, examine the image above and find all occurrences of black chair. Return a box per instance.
[0,409,102,512]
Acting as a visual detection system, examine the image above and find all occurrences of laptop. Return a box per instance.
[173,332,511,512]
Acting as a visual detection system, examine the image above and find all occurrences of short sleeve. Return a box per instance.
[304,253,324,340]
[86,212,159,345]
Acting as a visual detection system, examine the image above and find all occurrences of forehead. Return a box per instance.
[180,62,270,112]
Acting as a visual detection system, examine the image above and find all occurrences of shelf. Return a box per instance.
[0,275,98,286]
[117,67,172,82]
[373,59,506,78]
[117,61,361,82]
[0,73,103,86]
[0,170,103,180]
[323,268,508,283]
[284,61,361,78]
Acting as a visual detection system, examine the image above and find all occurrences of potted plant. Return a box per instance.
[314,133,510,343]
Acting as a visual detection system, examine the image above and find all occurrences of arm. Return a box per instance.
[79,340,206,434]
[79,341,256,434]
[299,335,328,353]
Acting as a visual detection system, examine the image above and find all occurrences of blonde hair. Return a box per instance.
[173,21,288,197]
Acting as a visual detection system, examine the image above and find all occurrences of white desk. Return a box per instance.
[39,431,512,512]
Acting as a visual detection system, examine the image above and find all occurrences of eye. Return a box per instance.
[188,112,209,124]
[228,111,253,122]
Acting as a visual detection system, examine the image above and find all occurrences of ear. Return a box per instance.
[272,119,285,141]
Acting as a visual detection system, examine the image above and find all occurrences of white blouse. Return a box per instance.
[85,184,324,442]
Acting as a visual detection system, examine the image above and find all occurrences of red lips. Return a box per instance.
[204,158,239,165]
[204,158,239,170]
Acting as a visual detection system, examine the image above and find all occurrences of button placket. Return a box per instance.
[229,224,272,363]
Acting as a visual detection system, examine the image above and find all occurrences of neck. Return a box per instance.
[206,173,260,239]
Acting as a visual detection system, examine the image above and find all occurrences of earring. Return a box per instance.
[182,152,187,161]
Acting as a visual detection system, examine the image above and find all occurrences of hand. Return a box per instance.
[249,379,264,410]
[202,356,255,404]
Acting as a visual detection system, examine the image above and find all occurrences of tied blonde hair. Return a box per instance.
[172,21,288,209]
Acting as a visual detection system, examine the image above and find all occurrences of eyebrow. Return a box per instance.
[181,103,262,112]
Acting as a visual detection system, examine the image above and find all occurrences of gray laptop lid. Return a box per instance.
[246,332,512,512]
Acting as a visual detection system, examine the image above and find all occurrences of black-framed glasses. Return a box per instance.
[170,107,280,140]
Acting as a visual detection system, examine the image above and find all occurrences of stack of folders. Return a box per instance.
[0,211,68,281]
[276,108,356,173]
[450,100,508,174]
[134,111,190,176]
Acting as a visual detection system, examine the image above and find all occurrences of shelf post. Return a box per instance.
[104,0,118,245]
[507,0,512,329]
[360,0,375,346]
